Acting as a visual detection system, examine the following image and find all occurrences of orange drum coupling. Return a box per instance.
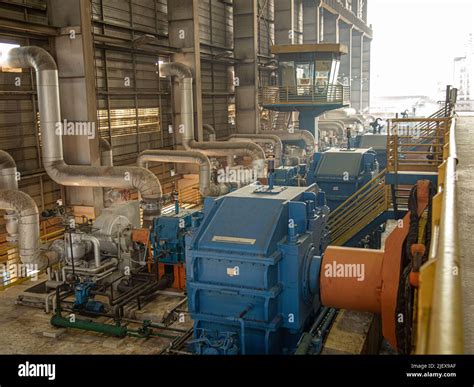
[320,180,432,350]
[321,212,411,349]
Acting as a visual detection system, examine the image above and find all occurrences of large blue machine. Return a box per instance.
[353,134,387,170]
[185,183,330,354]
[307,148,379,210]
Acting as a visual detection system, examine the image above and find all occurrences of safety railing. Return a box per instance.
[416,117,464,354]
[328,169,390,246]
[387,117,451,173]
[260,84,350,106]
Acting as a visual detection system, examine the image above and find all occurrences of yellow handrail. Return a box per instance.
[416,117,464,353]
[387,117,450,173]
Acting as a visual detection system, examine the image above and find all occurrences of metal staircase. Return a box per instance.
[328,107,454,247]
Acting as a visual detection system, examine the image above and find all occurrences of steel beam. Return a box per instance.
[168,0,204,142]
[233,0,260,134]
[48,0,103,211]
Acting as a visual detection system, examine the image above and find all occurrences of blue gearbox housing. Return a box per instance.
[353,134,388,170]
[151,210,203,264]
[274,164,307,187]
[185,184,329,354]
[307,148,379,210]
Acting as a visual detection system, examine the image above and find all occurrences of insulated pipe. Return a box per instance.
[76,234,101,268]
[0,151,53,269]
[319,120,346,133]
[188,141,266,177]
[267,130,316,154]
[0,150,18,190]
[159,62,266,178]
[203,124,216,141]
[2,47,162,209]
[0,190,46,268]
[99,138,113,167]
[227,134,283,167]
[137,150,228,197]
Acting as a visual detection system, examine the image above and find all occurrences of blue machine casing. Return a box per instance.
[353,134,388,170]
[274,165,307,187]
[151,210,203,264]
[186,184,329,354]
[307,148,379,210]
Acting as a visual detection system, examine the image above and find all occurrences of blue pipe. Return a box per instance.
[227,304,254,355]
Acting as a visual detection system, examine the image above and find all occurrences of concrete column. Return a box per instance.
[321,9,339,43]
[168,0,204,142]
[303,0,322,44]
[362,0,369,23]
[275,0,295,45]
[339,22,352,86]
[362,36,371,111]
[351,30,364,112]
[48,0,103,210]
[233,0,260,134]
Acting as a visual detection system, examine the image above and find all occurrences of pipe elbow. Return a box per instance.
[0,189,40,266]
[126,167,163,202]
[4,46,57,72]
[159,62,193,80]
[203,124,217,141]
[0,150,16,170]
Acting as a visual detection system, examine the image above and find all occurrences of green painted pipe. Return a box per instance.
[51,315,128,338]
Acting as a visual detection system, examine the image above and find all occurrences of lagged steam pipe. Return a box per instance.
[203,124,216,141]
[159,62,266,178]
[227,134,283,167]
[99,138,113,167]
[0,150,18,190]
[0,190,49,268]
[0,150,54,269]
[2,47,162,212]
[137,150,228,197]
[265,130,316,154]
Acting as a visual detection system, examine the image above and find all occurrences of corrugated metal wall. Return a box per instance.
[258,0,275,88]
[0,0,277,252]
[0,1,61,252]
[199,0,234,139]
[91,0,176,192]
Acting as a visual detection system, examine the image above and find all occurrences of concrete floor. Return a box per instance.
[455,113,474,354]
[0,276,191,354]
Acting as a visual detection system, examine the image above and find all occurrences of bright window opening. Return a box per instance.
[0,43,21,72]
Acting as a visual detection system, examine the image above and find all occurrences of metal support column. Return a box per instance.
[321,8,339,43]
[351,30,363,112]
[339,21,352,87]
[303,0,322,44]
[48,0,103,212]
[362,35,371,112]
[168,0,204,142]
[233,0,260,134]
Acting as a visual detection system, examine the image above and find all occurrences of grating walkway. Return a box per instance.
[455,113,474,353]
